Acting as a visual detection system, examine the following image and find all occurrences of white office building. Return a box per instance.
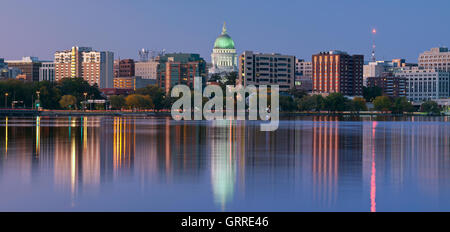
[135,60,159,79]
[394,67,450,102]
[39,62,55,81]
[419,47,450,72]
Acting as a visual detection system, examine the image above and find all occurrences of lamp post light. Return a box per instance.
[36,91,41,110]
[83,92,88,111]
[4,93,8,108]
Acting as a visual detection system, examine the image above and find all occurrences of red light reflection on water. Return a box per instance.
[370,121,377,212]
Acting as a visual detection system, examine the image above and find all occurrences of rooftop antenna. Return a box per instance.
[138,48,150,62]
[222,22,227,34]
[371,28,377,62]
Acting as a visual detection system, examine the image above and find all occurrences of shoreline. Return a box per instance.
[0,109,447,117]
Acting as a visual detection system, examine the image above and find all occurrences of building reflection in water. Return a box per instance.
[113,117,135,177]
[365,117,450,210]
[0,116,449,211]
[209,120,242,210]
[4,117,7,156]
[312,117,340,208]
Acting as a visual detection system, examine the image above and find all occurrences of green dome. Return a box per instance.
[214,23,235,49]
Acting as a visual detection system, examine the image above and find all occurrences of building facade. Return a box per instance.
[114,59,135,78]
[238,51,295,92]
[135,60,159,80]
[54,46,91,80]
[39,62,55,82]
[209,23,238,75]
[363,59,416,86]
[363,61,388,86]
[419,47,450,72]
[366,72,406,98]
[6,56,41,82]
[394,67,450,102]
[156,53,207,93]
[0,59,21,79]
[54,46,114,88]
[295,59,313,91]
[312,51,363,96]
[295,59,312,79]
[113,76,157,90]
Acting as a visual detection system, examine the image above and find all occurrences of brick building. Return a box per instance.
[312,51,363,96]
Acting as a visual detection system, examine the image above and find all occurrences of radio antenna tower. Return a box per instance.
[138,48,150,62]
[371,28,377,62]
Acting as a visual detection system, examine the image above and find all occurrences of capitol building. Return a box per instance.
[209,23,238,75]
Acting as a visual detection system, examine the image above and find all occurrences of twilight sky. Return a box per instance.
[1,0,449,62]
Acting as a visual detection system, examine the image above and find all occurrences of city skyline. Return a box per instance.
[1,0,450,62]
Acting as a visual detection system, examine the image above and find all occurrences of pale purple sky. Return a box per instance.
[1,0,449,62]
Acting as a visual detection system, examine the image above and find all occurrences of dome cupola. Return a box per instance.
[213,22,235,49]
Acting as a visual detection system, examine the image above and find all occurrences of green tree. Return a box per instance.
[125,94,154,110]
[297,95,325,111]
[0,79,35,108]
[350,96,368,112]
[420,100,440,115]
[363,86,383,102]
[59,95,77,110]
[34,81,62,109]
[206,72,238,93]
[391,97,414,114]
[208,73,221,82]
[0,77,103,110]
[373,96,392,112]
[297,96,315,111]
[279,95,297,112]
[58,77,103,108]
[323,93,350,112]
[288,88,307,99]
[109,95,126,110]
[222,71,237,86]
[135,85,165,110]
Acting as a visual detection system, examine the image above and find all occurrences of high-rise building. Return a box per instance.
[0,59,6,69]
[295,59,312,79]
[54,46,114,88]
[54,46,91,79]
[394,67,450,102]
[135,60,159,80]
[363,59,416,86]
[238,51,295,92]
[210,23,238,75]
[113,59,135,78]
[39,62,55,82]
[419,47,450,72]
[312,51,363,96]
[113,76,157,90]
[6,56,41,82]
[295,59,313,91]
[0,59,22,79]
[156,53,207,93]
[367,72,406,98]
[363,61,389,86]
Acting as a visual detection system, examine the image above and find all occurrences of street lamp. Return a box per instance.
[4,93,8,108]
[36,91,40,110]
[83,92,88,111]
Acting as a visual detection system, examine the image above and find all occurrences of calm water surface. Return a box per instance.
[0,116,449,212]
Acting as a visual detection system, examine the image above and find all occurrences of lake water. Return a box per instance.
[0,116,449,212]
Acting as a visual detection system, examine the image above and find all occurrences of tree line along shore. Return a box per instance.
[0,73,445,116]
